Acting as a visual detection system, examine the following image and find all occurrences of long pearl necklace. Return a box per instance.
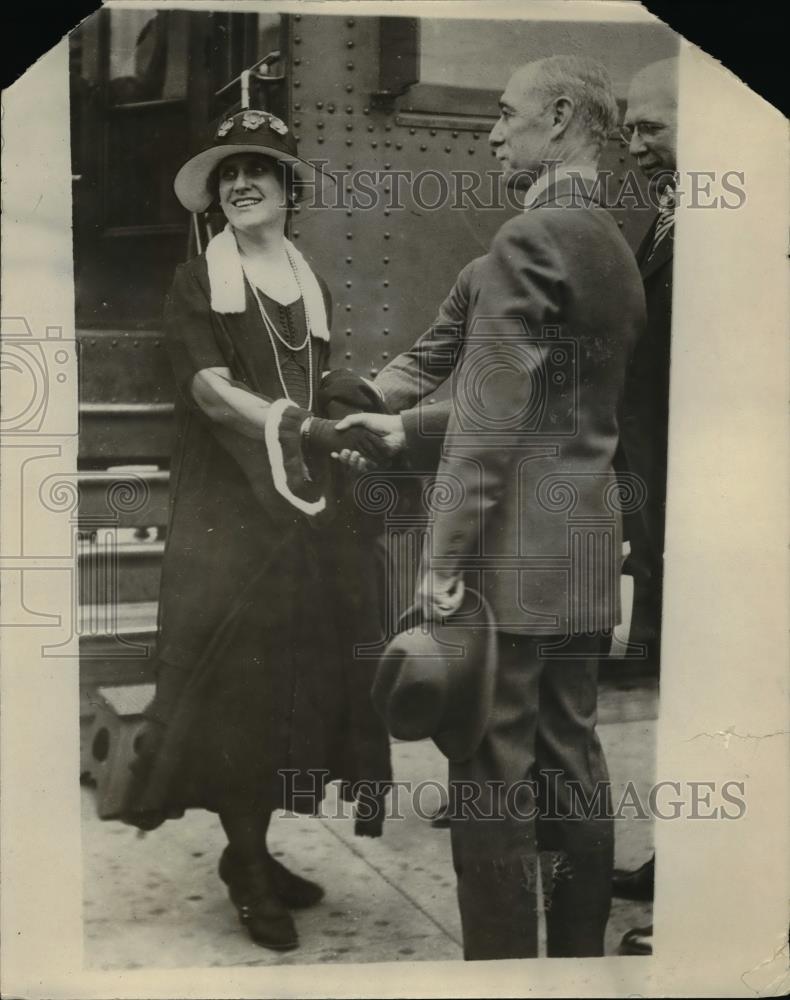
[242,246,314,411]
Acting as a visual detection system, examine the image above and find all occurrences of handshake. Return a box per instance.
[303,412,406,472]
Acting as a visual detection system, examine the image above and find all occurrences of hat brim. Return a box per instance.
[174,143,331,213]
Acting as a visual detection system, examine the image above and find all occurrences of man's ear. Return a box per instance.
[552,96,574,136]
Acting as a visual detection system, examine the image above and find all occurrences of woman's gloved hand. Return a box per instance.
[303,416,392,469]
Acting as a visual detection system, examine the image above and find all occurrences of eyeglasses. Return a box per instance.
[620,121,666,144]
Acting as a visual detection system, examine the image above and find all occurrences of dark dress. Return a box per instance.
[124,254,392,830]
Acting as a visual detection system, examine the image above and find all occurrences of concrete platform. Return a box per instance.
[82,681,657,969]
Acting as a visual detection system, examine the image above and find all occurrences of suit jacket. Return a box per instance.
[617,214,674,569]
[376,178,646,635]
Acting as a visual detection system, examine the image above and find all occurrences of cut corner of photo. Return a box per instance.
[1,2,788,999]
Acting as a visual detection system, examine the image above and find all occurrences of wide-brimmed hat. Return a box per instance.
[372,587,498,762]
[174,108,329,213]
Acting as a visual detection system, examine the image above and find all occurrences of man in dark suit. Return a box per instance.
[337,55,646,958]
[612,56,678,958]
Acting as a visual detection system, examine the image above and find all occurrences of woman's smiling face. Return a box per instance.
[217,153,288,233]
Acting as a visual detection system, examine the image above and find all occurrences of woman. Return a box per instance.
[123,109,392,952]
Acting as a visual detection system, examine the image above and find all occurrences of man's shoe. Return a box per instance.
[612,855,654,901]
[618,924,653,956]
[219,848,324,910]
[224,859,299,951]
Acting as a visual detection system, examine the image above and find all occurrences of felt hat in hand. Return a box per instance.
[372,587,497,762]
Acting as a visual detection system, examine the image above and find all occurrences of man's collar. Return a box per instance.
[522,164,600,211]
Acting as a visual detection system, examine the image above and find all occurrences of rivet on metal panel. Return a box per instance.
[346,105,354,114]
[317,137,324,144]
[409,128,416,135]
[346,61,354,70]
[347,18,356,26]
[345,280,352,288]
[385,140,391,147]
[346,257,353,263]
[383,232,390,239]
[385,124,392,132]
[346,162,353,169]
[345,328,352,335]
[468,148,475,154]
[420,144,427,151]
[384,163,391,169]
[294,102,301,111]
[395,142,403,150]
[617,220,624,228]
[294,205,301,213]
[294,81,301,88]
[293,133,300,141]
[363,107,370,114]
[294,119,301,127]
[346,210,353,217]
[383,279,390,287]
[346,123,354,131]
[345,351,352,359]
[316,101,324,109]
[345,140,353,147]
[473,133,480,140]
[133,339,139,347]
[345,304,352,311]
[345,184,353,192]
[346,232,353,239]
[445,146,451,153]
[382,352,389,360]
[367,125,374,132]
[294,58,301,66]
[317,121,324,129]
[293,230,300,238]
[294,36,301,43]
[370,368,379,377]
[295,13,301,20]
[346,41,354,49]
[383,257,390,264]
[328,104,336,113]
[619,156,626,163]
[345,84,353,93]
[371,141,378,148]
[383,328,389,335]
[384,210,391,217]
[452,131,459,138]
[111,339,118,347]
[430,129,436,137]
[383,304,389,311]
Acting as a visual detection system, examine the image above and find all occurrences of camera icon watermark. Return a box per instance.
[0,317,77,436]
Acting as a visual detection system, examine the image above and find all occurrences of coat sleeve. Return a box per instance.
[373,259,475,472]
[163,263,324,516]
[425,213,566,578]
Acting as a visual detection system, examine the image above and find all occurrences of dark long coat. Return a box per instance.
[122,254,392,831]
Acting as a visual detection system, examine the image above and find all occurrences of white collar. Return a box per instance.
[522,164,600,211]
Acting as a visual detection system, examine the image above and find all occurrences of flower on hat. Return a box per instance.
[268,115,288,135]
[241,110,268,130]
[216,118,234,138]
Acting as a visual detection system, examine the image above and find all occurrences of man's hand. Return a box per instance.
[416,570,465,621]
[331,412,406,473]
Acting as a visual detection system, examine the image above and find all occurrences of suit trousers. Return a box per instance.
[448,632,614,960]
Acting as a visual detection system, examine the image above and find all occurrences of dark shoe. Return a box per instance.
[612,855,654,901]
[219,848,324,910]
[225,859,298,951]
[618,924,653,956]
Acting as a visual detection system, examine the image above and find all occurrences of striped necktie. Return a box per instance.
[648,186,675,260]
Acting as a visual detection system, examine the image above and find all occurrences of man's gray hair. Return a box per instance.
[530,55,618,151]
